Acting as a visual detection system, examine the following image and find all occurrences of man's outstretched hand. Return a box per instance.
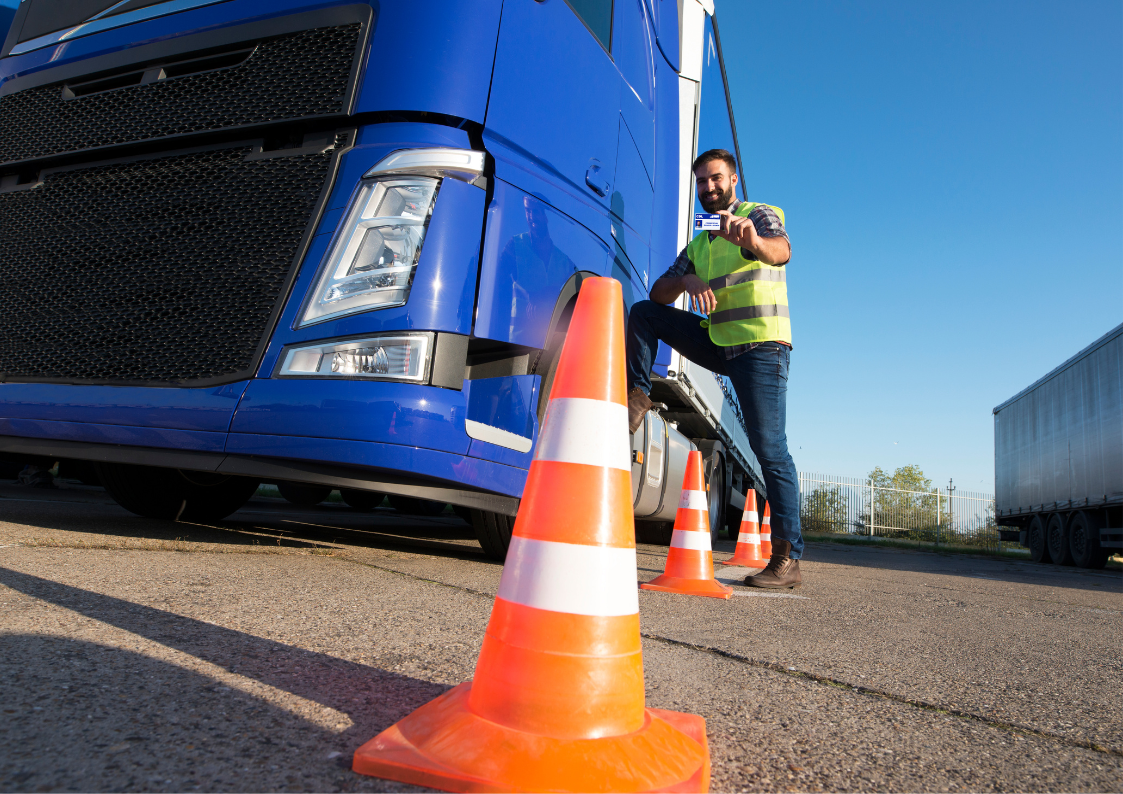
[715,210,791,265]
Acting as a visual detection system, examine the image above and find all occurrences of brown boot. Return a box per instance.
[627,387,653,434]
[744,539,802,589]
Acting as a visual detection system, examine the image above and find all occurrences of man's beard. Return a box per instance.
[699,184,734,213]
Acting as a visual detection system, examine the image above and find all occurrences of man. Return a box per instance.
[626,148,802,589]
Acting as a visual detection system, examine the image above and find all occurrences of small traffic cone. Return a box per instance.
[352,277,709,792]
[721,490,765,567]
[760,502,773,559]
[640,451,734,599]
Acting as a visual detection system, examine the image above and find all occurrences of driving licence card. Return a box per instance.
[694,213,721,231]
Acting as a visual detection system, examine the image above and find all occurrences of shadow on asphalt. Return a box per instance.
[1,483,493,563]
[801,539,1123,593]
[0,566,447,790]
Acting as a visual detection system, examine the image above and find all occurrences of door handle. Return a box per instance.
[585,165,610,197]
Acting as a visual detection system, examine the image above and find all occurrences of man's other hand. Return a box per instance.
[648,273,717,314]
[682,273,717,315]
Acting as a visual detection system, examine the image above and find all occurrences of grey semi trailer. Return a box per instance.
[993,323,1123,568]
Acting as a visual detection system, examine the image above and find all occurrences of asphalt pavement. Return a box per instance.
[1,482,1120,792]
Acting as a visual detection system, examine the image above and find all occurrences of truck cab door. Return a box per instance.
[484,0,621,237]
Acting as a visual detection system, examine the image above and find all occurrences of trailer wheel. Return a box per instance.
[340,489,384,510]
[277,482,332,507]
[96,463,259,521]
[1027,514,1050,563]
[1046,512,1075,566]
[1068,511,1109,569]
[471,509,514,561]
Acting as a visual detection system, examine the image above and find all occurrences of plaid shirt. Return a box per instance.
[658,201,790,359]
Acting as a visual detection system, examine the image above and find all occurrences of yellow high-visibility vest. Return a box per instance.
[690,201,791,346]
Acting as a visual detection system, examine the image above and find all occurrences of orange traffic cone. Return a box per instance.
[760,502,773,559]
[721,490,765,567]
[352,277,710,792]
[640,451,734,599]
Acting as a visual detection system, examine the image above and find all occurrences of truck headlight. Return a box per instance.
[277,333,431,382]
[300,177,439,325]
[298,148,485,327]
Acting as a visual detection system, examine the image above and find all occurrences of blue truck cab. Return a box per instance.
[0,0,764,558]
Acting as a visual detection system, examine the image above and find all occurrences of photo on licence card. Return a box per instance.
[695,213,721,231]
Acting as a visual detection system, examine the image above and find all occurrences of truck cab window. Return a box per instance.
[565,0,614,51]
[694,13,741,215]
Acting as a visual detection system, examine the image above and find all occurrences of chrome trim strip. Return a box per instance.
[465,420,533,454]
[364,148,486,186]
[11,0,231,56]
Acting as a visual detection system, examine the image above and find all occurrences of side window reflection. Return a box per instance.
[566,0,614,51]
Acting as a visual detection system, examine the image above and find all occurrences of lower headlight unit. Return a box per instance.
[278,334,431,382]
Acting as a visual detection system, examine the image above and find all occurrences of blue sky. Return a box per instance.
[717,0,1122,492]
[2,2,1119,492]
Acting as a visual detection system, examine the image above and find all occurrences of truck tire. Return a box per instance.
[96,463,259,521]
[388,495,447,516]
[1046,512,1075,566]
[1027,514,1050,563]
[1068,510,1109,569]
[340,489,384,510]
[471,509,514,561]
[277,482,332,507]
[705,452,726,544]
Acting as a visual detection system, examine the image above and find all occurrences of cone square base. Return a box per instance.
[720,555,765,568]
[352,683,710,793]
[640,574,734,599]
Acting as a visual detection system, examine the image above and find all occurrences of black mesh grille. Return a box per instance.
[0,24,360,165]
[0,141,339,383]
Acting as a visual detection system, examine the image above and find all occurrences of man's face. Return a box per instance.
[694,159,738,213]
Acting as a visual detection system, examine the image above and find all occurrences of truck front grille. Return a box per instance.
[0,140,341,384]
[0,23,361,166]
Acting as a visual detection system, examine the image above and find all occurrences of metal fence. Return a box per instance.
[797,472,1002,550]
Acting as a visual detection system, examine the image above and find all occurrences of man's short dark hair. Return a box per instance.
[692,148,738,175]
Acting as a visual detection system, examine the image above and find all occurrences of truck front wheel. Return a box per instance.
[1027,514,1050,563]
[96,463,259,522]
[471,510,514,561]
[1068,511,1109,569]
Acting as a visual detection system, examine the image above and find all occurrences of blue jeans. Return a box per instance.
[626,300,803,559]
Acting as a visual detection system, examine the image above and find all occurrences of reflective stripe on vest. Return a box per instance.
[689,201,792,347]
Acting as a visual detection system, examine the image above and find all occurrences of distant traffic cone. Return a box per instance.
[640,451,734,599]
[352,277,709,792]
[760,502,773,558]
[721,490,766,567]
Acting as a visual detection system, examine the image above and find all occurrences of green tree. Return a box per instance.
[860,465,951,539]
[801,485,849,534]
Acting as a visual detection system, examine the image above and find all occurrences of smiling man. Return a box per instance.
[625,148,802,589]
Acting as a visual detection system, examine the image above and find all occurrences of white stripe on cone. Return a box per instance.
[761,533,772,541]
[743,511,758,523]
[497,536,639,616]
[535,398,630,472]
[737,531,761,544]
[763,515,771,525]
[678,489,708,510]
[670,528,712,551]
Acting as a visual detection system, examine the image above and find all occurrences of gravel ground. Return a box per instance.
[0,484,1120,792]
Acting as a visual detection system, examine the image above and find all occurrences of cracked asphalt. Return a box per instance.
[0,482,1120,792]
